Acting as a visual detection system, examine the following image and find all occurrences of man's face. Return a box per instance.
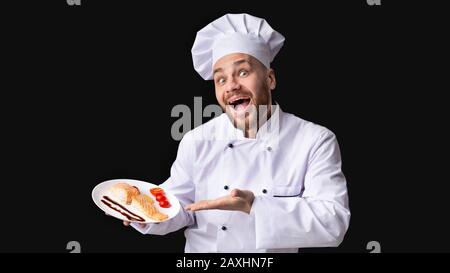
[213,53,276,132]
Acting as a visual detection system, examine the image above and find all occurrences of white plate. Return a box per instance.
[92,179,180,223]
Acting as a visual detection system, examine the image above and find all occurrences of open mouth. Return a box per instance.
[228,97,251,112]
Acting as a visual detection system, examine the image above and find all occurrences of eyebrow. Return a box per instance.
[233,59,251,66]
[213,59,252,76]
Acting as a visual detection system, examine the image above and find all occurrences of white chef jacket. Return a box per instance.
[131,105,350,252]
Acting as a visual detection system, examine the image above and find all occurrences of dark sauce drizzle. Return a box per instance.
[101,196,145,222]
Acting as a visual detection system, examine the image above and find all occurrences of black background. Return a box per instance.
[1,0,448,253]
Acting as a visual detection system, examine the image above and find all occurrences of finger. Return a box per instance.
[231,189,253,201]
[230,188,241,197]
[123,221,130,226]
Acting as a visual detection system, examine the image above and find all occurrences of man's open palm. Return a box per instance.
[185,189,255,214]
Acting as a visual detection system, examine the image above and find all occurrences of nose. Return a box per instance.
[225,76,241,93]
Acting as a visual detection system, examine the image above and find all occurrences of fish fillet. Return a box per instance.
[108,182,140,205]
[132,194,168,221]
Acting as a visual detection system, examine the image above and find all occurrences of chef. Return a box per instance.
[125,13,350,252]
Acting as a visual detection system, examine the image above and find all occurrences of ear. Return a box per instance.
[267,69,276,91]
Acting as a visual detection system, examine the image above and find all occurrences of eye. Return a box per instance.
[216,77,226,85]
[239,70,248,77]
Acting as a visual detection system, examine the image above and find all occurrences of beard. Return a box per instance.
[222,88,272,136]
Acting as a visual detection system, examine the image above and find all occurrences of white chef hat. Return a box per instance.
[191,13,285,80]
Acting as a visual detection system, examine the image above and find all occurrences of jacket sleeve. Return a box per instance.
[251,131,351,249]
[131,133,196,235]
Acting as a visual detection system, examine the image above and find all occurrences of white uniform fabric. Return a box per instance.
[131,105,350,252]
[191,13,285,80]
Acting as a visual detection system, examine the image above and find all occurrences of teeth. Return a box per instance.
[229,97,249,105]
